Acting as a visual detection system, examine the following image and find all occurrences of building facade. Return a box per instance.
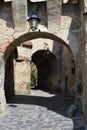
[0,0,87,123]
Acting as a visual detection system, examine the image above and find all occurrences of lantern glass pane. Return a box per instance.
[29,18,39,31]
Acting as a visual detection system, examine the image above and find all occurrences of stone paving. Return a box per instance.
[0,89,85,130]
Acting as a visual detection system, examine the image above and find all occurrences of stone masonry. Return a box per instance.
[0,0,87,124]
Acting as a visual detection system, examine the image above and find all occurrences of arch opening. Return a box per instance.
[32,50,58,91]
[4,32,74,60]
[3,32,76,100]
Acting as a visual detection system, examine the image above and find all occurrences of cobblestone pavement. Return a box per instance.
[0,89,85,130]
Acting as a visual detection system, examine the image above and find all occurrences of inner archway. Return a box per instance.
[32,50,58,91]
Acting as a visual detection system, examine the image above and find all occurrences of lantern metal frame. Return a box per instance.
[27,12,41,31]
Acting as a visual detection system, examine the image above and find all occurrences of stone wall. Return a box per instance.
[82,13,87,124]
[0,59,7,113]
[62,47,76,93]
[14,46,31,95]
[12,0,28,30]
[0,0,86,116]
[77,0,87,123]
[15,60,31,95]
[0,1,14,44]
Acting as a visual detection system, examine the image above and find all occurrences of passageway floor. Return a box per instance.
[0,89,85,130]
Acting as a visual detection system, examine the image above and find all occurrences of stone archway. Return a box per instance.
[32,50,58,91]
[0,31,75,113]
[4,32,74,60]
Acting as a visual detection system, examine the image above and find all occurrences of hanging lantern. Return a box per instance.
[27,12,41,31]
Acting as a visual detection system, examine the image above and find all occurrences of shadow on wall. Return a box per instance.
[4,48,17,100]
[64,2,82,92]
[52,41,76,93]
[32,50,58,91]
[61,2,81,56]
[4,51,15,100]
[52,41,62,89]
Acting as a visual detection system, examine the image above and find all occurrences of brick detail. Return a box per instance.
[12,0,27,30]
[0,36,15,60]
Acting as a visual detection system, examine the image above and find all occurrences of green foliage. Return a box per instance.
[27,83,31,94]
[31,63,37,86]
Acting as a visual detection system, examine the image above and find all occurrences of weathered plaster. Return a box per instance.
[0,59,7,113]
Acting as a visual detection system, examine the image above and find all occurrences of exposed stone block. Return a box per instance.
[17,46,31,60]
[47,0,62,33]
[12,0,28,30]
